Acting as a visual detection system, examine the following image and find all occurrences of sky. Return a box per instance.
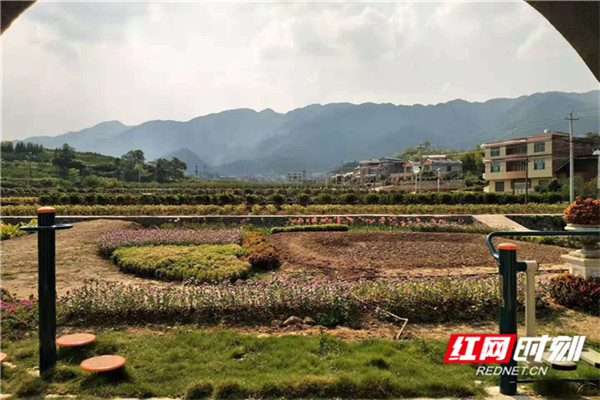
[2,1,599,140]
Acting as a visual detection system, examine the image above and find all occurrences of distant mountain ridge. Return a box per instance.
[23,90,600,175]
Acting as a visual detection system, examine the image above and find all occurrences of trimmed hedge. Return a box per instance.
[1,203,566,216]
[25,190,567,207]
[270,224,349,234]
[241,232,280,271]
[111,245,251,283]
[549,273,600,315]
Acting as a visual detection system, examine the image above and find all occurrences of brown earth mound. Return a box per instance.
[267,231,569,279]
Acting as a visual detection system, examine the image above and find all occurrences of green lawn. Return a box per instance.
[2,330,487,399]
[2,329,600,399]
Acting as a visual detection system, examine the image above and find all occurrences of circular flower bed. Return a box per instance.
[111,244,251,282]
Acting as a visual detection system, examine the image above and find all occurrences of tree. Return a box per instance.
[1,141,14,153]
[419,140,431,149]
[121,150,146,181]
[151,157,186,183]
[456,145,484,176]
[52,143,77,178]
[68,168,80,183]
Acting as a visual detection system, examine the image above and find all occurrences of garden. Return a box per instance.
[0,198,599,398]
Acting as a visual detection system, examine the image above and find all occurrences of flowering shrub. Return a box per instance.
[270,224,349,233]
[1,289,38,339]
[59,275,549,328]
[111,245,251,283]
[97,228,241,257]
[548,273,600,315]
[241,233,280,271]
[563,197,600,225]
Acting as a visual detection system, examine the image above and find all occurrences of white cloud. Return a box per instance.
[1,1,598,140]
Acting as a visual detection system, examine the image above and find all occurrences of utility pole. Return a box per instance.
[194,164,199,179]
[566,111,579,203]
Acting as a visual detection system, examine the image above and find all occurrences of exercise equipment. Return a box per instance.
[487,230,600,395]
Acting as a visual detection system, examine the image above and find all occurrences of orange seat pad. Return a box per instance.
[57,333,96,347]
[80,355,126,372]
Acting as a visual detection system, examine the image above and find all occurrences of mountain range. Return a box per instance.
[23,90,600,176]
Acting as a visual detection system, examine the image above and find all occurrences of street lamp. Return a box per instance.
[436,168,441,192]
[593,149,600,191]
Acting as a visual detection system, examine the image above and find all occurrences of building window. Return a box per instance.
[534,142,546,152]
[491,163,501,173]
[538,180,549,187]
[495,181,504,192]
[490,147,500,157]
[534,159,545,170]
[506,144,527,155]
[446,166,452,172]
[507,161,526,172]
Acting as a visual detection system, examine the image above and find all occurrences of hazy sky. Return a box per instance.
[2,1,599,140]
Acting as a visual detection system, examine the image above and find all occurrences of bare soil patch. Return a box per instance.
[0,219,155,297]
[267,231,569,279]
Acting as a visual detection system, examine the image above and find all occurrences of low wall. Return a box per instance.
[1,214,478,228]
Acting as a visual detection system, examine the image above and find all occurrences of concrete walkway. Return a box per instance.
[474,214,530,231]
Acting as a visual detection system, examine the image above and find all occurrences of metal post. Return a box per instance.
[20,207,72,375]
[38,207,57,372]
[498,243,518,395]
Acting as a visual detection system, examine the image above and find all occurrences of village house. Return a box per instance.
[481,130,598,194]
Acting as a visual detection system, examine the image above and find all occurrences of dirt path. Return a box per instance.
[0,219,155,297]
[267,231,569,279]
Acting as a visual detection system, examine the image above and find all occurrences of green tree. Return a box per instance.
[456,145,484,176]
[121,150,146,182]
[151,157,186,183]
[68,168,80,183]
[52,143,77,178]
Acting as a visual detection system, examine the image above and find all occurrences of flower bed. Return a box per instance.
[111,245,251,282]
[286,216,493,234]
[97,228,241,257]
[1,289,37,339]
[270,224,349,233]
[59,276,550,328]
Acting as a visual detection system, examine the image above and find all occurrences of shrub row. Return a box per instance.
[27,191,566,206]
[59,276,549,328]
[111,245,251,283]
[549,273,599,315]
[271,224,349,234]
[97,229,241,257]
[241,233,280,271]
[2,203,566,216]
[0,197,37,205]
